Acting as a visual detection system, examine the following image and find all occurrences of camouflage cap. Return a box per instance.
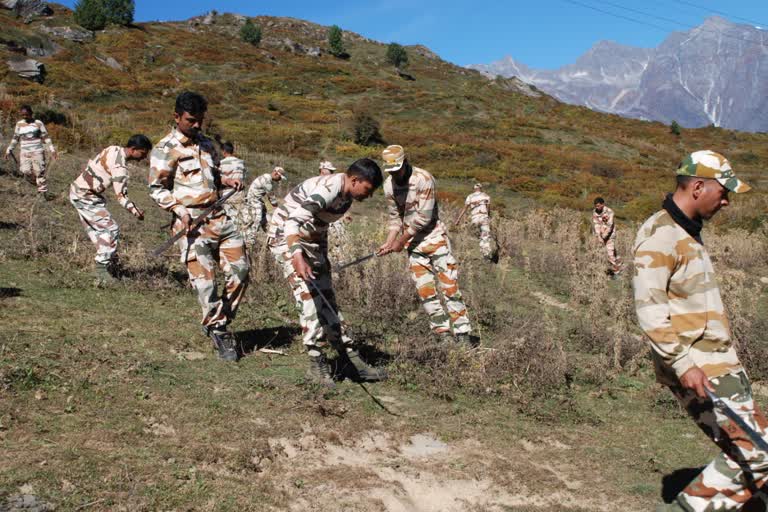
[677,150,751,193]
[382,145,405,172]
[319,160,336,171]
[273,166,286,178]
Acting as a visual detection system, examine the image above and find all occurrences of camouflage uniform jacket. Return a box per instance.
[70,146,139,213]
[633,207,741,382]
[246,173,274,209]
[148,128,221,218]
[465,191,490,224]
[593,206,616,241]
[384,166,446,248]
[6,119,55,154]
[219,156,247,205]
[268,174,351,257]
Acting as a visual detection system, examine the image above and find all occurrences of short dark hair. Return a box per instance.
[20,104,32,114]
[594,197,605,205]
[175,91,208,116]
[346,158,383,189]
[220,141,234,154]
[676,175,697,189]
[126,134,152,150]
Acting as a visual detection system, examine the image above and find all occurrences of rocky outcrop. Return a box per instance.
[7,57,45,82]
[39,25,94,43]
[1,0,52,21]
[264,37,322,57]
[492,76,541,98]
[95,55,123,70]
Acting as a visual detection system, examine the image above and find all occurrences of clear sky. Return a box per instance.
[56,0,768,69]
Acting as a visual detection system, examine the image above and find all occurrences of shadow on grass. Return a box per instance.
[236,326,300,354]
[661,467,704,503]
[0,221,22,230]
[0,287,23,299]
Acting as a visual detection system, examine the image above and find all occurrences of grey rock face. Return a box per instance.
[38,25,94,43]
[470,17,768,132]
[7,57,45,82]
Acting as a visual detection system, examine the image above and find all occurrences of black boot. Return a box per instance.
[210,330,239,362]
[345,349,388,382]
[307,352,335,387]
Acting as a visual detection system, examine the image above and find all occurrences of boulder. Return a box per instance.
[95,55,123,71]
[39,25,94,43]
[7,57,45,82]
[1,0,53,21]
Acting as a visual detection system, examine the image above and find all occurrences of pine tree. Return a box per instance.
[240,19,262,46]
[103,0,134,26]
[73,0,107,31]
[670,120,682,136]
[328,25,345,57]
[386,43,408,68]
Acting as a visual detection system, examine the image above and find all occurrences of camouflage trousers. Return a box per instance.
[408,233,472,335]
[177,212,250,331]
[269,239,353,352]
[668,371,768,511]
[472,219,492,258]
[228,202,267,246]
[70,192,119,265]
[603,237,621,272]
[19,150,47,193]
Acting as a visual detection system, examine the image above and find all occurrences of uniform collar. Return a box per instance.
[663,193,703,244]
[172,127,194,147]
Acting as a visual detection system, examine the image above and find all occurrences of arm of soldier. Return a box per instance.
[4,123,20,158]
[220,159,244,191]
[603,209,615,242]
[112,163,143,220]
[633,237,704,387]
[455,203,468,226]
[285,187,334,279]
[377,186,405,255]
[39,121,57,159]
[148,148,190,228]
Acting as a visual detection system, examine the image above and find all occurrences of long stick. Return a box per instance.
[705,389,768,453]
[148,189,236,258]
[333,251,377,273]
[8,152,21,177]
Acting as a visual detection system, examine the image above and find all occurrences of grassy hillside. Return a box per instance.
[1,5,766,223]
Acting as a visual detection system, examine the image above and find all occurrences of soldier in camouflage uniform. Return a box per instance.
[69,135,151,284]
[3,105,57,198]
[632,150,762,512]
[318,160,352,257]
[455,183,493,260]
[243,166,284,245]
[318,160,336,176]
[592,197,621,274]
[268,159,387,386]
[148,92,249,362]
[218,141,248,237]
[377,145,473,346]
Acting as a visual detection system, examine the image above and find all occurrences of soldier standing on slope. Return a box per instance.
[69,135,151,284]
[148,91,249,362]
[3,105,57,199]
[377,144,473,346]
[268,159,388,386]
[455,183,494,261]
[217,141,248,240]
[244,165,285,245]
[632,150,763,512]
[592,197,621,275]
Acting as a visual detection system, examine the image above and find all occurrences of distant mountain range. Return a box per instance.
[469,16,768,133]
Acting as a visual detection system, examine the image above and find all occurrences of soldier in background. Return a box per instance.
[218,141,248,238]
[3,105,57,199]
[592,197,621,275]
[633,150,761,512]
[268,159,387,386]
[148,91,249,362]
[244,166,285,245]
[455,183,493,260]
[377,145,473,346]
[69,135,151,285]
[318,160,335,176]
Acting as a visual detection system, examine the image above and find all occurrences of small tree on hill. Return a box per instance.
[353,110,385,146]
[328,25,346,58]
[670,120,682,136]
[240,19,262,46]
[73,0,107,31]
[386,43,408,68]
[103,0,134,26]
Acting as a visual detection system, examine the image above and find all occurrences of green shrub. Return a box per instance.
[73,0,107,31]
[385,43,408,68]
[328,25,346,58]
[669,120,681,136]
[103,0,134,26]
[240,19,262,46]
[352,110,384,146]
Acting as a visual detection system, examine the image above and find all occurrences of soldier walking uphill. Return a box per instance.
[632,151,762,512]
[69,135,151,284]
[148,92,249,362]
[3,105,57,199]
[377,145,472,346]
[268,159,387,386]
[455,183,494,261]
[243,165,285,246]
[592,197,622,275]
